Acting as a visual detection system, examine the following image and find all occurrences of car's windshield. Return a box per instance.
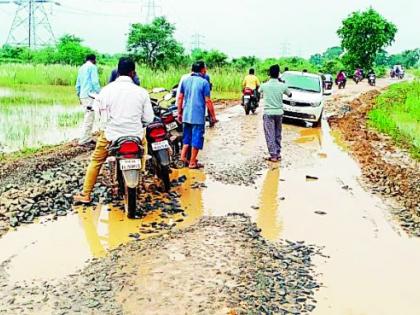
[282,73,321,93]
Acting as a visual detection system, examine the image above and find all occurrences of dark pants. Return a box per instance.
[263,114,283,158]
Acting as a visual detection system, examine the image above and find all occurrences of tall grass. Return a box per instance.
[0,63,246,93]
[368,80,420,159]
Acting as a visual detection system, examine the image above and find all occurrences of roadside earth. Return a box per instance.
[326,81,420,236]
[0,215,321,315]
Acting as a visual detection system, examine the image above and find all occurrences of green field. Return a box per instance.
[0,63,245,106]
[368,76,420,159]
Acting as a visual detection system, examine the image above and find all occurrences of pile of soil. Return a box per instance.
[0,215,321,315]
[328,90,420,236]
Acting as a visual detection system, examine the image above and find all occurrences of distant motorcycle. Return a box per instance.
[368,74,376,86]
[353,74,363,84]
[336,79,346,89]
[242,88,258,115]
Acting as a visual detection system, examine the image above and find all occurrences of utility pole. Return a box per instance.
[0,0,59,48]
[191,33,204,51]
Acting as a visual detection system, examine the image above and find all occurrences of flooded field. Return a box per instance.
[0,103,83,152]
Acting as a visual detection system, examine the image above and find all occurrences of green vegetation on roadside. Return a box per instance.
[368,80,420,160]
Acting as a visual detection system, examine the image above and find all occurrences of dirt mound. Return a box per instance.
[0,215,321,315]
[328,90,420,236]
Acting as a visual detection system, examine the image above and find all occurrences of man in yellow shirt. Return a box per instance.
[242,68,261,103]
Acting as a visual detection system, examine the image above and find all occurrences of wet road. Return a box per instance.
[1,79,420,314]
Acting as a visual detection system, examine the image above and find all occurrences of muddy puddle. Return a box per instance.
[1,82,420,314]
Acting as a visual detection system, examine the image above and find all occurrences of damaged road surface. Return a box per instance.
[1,78,420,314]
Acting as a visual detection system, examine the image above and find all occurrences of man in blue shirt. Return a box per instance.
[75,54,101,145]
[177,61,217,169]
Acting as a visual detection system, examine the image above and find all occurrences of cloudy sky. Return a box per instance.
[0,0,418,58]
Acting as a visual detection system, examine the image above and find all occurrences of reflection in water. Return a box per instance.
[295,127,323,146]
[257,166,282,240]
[174,169,205,228]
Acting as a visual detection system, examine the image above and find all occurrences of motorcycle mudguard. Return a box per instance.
[122,169,140,189]
[156,150,170,167]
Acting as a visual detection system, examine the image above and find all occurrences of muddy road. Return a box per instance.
[1,78,420,314]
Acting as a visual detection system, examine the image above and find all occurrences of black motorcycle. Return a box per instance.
[368,74,376,86]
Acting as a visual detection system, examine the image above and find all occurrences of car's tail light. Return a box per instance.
[119,141,140,154]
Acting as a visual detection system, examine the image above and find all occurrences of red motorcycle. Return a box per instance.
[106,137,144,218]
[242,88,258,115]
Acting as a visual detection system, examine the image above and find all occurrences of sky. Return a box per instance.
[0,0,419,58]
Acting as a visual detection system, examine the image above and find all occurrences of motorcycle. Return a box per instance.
[242,88,258,115]
[368,74,376,86]
[353,74,363,84]
[106,137,144,218]
[336,79,346,89]
[146,120,172,192]
[150,87,185,168]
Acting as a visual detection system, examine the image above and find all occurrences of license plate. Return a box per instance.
[244,95,251,99]
[120,159,141,171]
[151,140,170,151]
[166,121,178,131]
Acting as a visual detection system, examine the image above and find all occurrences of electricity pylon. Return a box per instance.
[143,0,160,23]
[0,0,59,48]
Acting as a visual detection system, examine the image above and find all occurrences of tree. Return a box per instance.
[322,46,343,60]
[231,56,259,70]
[191,49,228,68]
[127,17,185,69]
[337,8,397,70]
[55,34,94,65]
[309,53,322,66]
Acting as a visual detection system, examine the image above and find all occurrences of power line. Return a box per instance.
[0,0,59,48]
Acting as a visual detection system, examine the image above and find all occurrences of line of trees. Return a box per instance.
[1,9,419,75]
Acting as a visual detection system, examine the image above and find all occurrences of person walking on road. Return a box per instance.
[177,62,217,169]
[259,64,292,162]
[76,54,101,145]
[74,57,154,204]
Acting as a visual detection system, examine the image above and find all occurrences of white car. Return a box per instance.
[281,71,325,127]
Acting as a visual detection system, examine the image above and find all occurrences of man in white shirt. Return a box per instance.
[74,57,154,204]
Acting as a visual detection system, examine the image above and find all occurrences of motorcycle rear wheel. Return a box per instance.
[159,165,171,192]
[125,185,137,219]
[244,99,251,115]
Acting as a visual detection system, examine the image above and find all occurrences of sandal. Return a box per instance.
[265,157,279,162]
[73,193,92,205]
[189,162,204,169]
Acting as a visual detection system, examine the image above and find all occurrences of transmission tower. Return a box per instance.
[280,41,291,57]
[0,0,59,48]
[191,33,204,51]
[143,0,160,23]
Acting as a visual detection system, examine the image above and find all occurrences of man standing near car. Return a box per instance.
[259,64,292,162]
[76,54,101,145]
[177,62,217,169]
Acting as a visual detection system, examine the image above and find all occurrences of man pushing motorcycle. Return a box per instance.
[74,57,155,204]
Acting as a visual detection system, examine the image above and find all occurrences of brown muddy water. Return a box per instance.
[1,81,420,314]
